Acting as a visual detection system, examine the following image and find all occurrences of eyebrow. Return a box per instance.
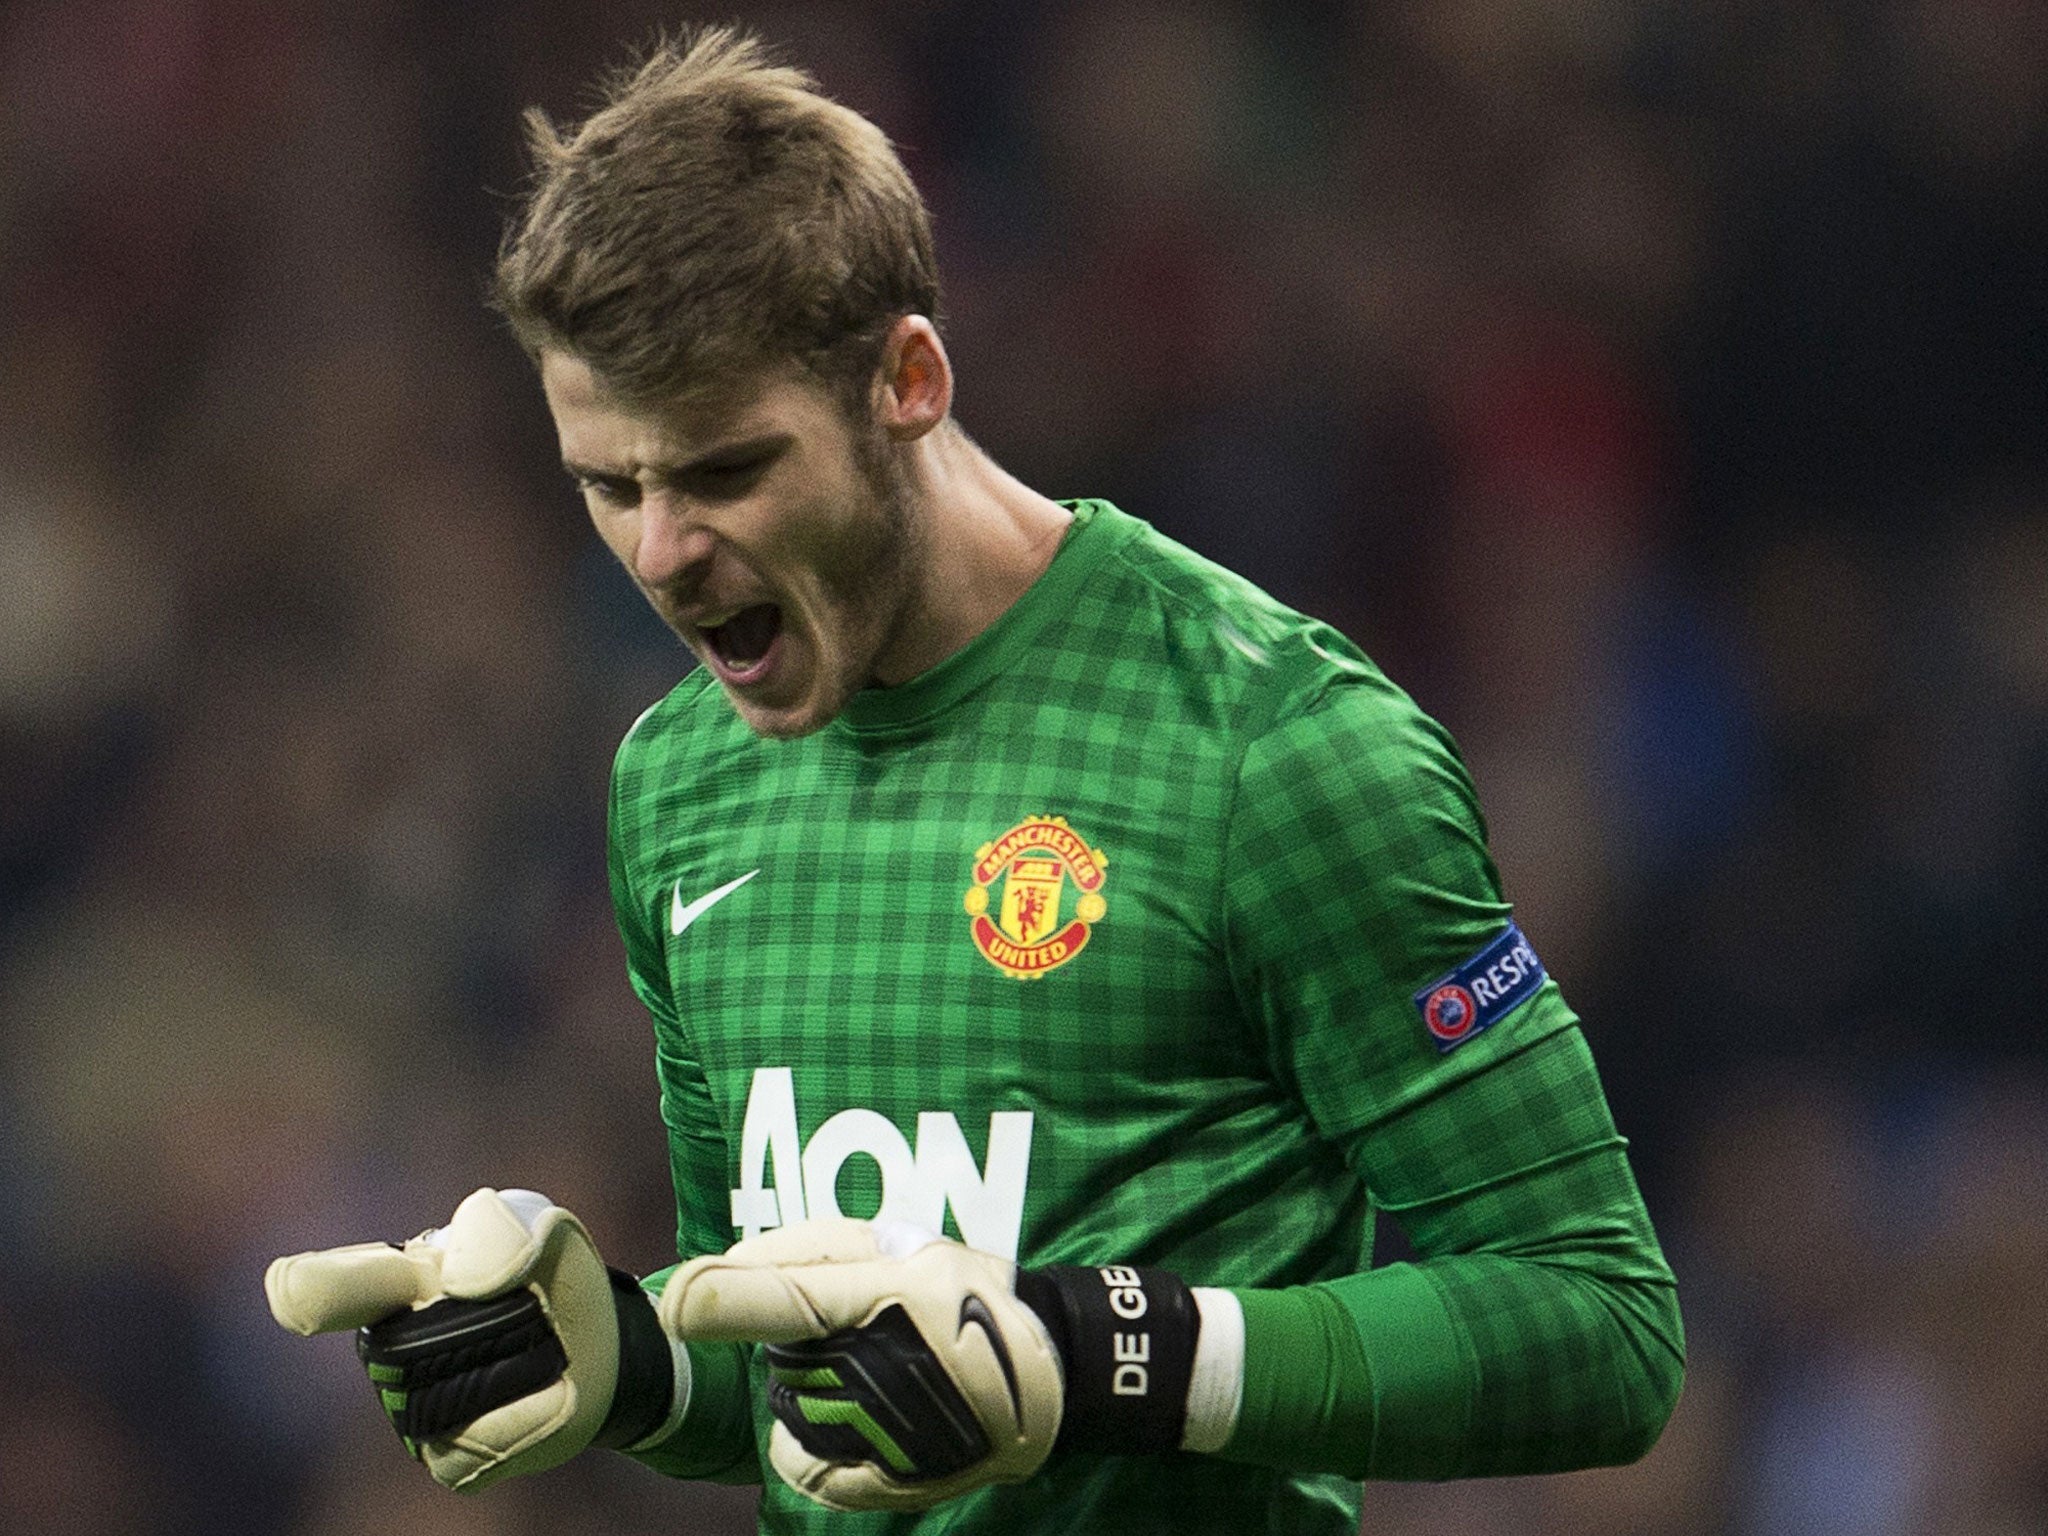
[562,431,793,485]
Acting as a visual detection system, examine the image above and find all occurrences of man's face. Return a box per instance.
[542,351,923,739]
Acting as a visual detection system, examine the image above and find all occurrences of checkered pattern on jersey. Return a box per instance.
[1215,638,1680,1482]
[610,506,1387,1287]
[609,502,1673,1532]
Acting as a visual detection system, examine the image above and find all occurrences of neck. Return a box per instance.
[870,422,1073,686]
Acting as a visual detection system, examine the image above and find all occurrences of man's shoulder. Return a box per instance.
[1087,507,1408,736]
[611,666,734,779]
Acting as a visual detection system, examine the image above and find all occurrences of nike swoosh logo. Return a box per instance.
[959,1294,1025,1425]
[671,869,760,936]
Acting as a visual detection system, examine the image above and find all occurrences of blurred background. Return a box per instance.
[2,1,2044,1531]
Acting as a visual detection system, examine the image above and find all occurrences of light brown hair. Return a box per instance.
[493,27,940,411]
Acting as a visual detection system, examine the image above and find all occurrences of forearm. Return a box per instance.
[1222,1233,1681,1479]
[1221,1030,1684,1480]
[618,1268,764,1484]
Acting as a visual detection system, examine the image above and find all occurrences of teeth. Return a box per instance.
[696,610,741,630]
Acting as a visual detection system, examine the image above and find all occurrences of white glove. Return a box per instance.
[265,1188,680,1492]
[661,1218,1064,1512]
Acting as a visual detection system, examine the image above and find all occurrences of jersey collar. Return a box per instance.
[832,499,1136,736]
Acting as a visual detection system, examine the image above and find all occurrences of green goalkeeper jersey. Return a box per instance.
[607,501,1682,1534]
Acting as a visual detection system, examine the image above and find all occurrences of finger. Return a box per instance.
[663,1252,904,1342]
[769,1421,871,1513]
[717,1218,881,1267]
[265,1242,438,1336]
[659,1219,882,1341]
[431,1188,584,1300]
[421,1376,578,1493]
[357,1290,567,1444]
[769,1423,937,1514]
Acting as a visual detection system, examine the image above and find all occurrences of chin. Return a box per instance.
[732,705,829,740]
[725,685,839,741]
[718,634,869,739]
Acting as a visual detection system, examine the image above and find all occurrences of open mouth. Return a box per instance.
[703,603,783,681]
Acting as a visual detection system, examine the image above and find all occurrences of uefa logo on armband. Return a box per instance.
[963,815,1108,980]
[1412,922,1548,1054]
[1420,983,1479,1045]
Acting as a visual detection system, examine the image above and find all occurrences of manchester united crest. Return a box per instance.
[963,815,1108,979]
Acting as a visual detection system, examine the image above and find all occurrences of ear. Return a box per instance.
[872,315,952,442]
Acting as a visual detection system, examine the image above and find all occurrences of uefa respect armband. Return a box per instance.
[1412,922,1547,1053]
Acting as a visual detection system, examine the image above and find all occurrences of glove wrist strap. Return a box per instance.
[593,1268,678,1450]
[1014,1263,1199,1456]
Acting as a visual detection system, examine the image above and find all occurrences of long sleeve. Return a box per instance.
[1215,675,1683,1478]
[607,749,764,1485]
[1222,1027,1683,1477]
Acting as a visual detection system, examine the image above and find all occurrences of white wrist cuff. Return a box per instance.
[623,1334,694,1454]
[1180,1287,1245,1454]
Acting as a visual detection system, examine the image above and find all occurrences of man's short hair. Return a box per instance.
[493,27,940,411]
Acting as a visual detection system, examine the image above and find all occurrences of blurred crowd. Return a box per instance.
[2,2,2044,1532]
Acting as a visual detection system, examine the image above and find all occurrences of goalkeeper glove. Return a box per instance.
[264,1187,687,1492]
[661,1217,1234,1513]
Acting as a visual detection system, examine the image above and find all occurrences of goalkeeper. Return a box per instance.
[267,26,1683,1534]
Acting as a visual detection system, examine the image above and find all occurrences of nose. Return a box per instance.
[633,492,717,588]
